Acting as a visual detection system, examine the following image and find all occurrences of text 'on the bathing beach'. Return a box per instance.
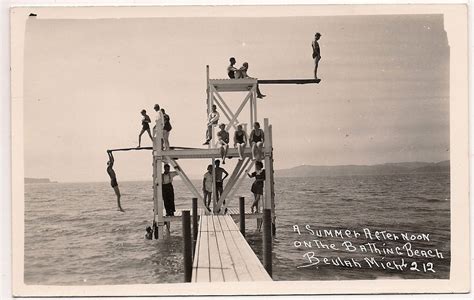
[292,225,446,274]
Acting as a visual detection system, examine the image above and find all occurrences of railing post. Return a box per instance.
[182,210,192,282]
[239,196,245,237]
[263,208,272,277]
[192,197,198,253]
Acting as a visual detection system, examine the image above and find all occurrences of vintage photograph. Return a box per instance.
[10,4,469,296]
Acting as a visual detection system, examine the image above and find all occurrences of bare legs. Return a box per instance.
[203,191,212,212]
[251,193,263,231]
[236,143,245,160]
[250,193,261,213]
[219,142,229,164]
[138,128,153,148]
[113,186,124,212]
[314,57,320,80]
[163,130,170,150]
[251,142,264,161]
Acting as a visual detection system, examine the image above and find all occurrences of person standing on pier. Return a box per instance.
[312,32,322,80]
[202,164,213,212]
[217,123,230,164]
[161,108,172,150]
[162,164,179,216]
[248,161,265,215]
[234,124,248,160]
[214,160,229,204]
[106,151,124,212]
[250,122,265,161]
[203,104,220,145]
[137,109,152,148]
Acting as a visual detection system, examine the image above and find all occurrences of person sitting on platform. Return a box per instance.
[248,161,265,215]
[214,160,229,205]
[227,57,238,78]
[217,123,230,164]
[161,108,172,150]
[162,164,179,216]
[145,226,153,240]
[238,62,266,99]
[203,104,220,145]
[312,32,322,80]
[138,109,152,148]
[106,151,124,212]
[234,124,248,161]
[249,122,265,161]
[202,164,213,212]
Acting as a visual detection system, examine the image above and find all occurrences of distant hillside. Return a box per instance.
[25,178,56,184]
[275,161,450,177]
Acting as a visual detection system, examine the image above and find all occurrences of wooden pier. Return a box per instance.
[192,214,271,282]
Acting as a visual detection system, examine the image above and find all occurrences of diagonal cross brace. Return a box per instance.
[165,157,204,203]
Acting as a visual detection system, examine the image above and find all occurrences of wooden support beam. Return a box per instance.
[153,117,164,239]
[257,78,321,84]
[211,87,238,131]
[223,91,252,132]
[263,118,272,211]
[226,159,256,202]
[214,157,249,212]
[166,158,204,203]
[158,147,252,159]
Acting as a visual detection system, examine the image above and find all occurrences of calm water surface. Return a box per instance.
[24,173,450,284]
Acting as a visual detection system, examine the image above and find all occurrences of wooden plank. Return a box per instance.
[191,214,202,282]
[221,216,271,281]
[207,216,224,282]
[218,216,253,281]
[228,228,272,281]
[194,216,210,282]
[223,215,241,231]
[213,216,239,282]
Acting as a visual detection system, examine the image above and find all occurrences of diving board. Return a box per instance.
[258,78,321,84]
[192,215,272,282]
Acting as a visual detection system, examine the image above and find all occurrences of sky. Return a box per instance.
[23,15,450,182]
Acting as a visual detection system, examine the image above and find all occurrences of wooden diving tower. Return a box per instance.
[151,66,276,240]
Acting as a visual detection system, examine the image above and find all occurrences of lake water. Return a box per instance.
[24,172,450,285]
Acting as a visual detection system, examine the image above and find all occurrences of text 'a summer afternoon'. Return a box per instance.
[292,225,431,242]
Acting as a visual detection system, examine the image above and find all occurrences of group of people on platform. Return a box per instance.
[137,104,172,149]
[203,104,265,162]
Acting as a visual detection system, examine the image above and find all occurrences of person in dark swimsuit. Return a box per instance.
[161,108,172,150]
[312,32,322,80]
[217,123,230,164]
[249,122,265,161]
[234,124,248,160]
[106,151,124,212]
[138,109,152,148]
[227,57,238,78]
[248,161,265,214]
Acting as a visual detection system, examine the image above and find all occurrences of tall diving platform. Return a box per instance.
[149,66,277,239]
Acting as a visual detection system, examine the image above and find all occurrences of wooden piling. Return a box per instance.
[239,197,245,237]
[263,208,272,277]
[192,197,198,252]
[182,210,192,282]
